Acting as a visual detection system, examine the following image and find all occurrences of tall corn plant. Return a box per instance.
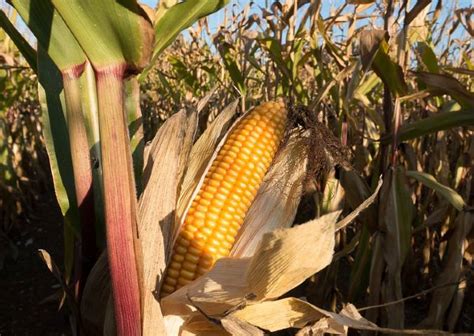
[1,1,228,334]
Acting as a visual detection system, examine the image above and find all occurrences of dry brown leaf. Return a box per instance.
[231,132,309,257]
[139,109,197,334]
[246,211,339,300]
[231,298,326,332]
[183,314,229,335]
[413,71,474,108]
[296,317,346,335]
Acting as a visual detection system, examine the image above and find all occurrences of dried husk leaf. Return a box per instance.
[293,302,452,335]
[176,100,239,236]
[230,131,310,257]
[139,108,197,334]
[183,314,229,335]
[230,298,326,332]
[230,299,383,334]
[246,211,339,300]
[161,258,250,316]
[221,316,265,336]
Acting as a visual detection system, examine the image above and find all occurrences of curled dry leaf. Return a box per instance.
[162,257,251,317]
[246,211,339,300]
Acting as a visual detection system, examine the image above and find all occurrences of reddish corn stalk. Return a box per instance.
[96,65,142,335]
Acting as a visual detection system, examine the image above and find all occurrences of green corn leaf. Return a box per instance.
[152,0,228,62]
[0,10,37,71]
[406,171,466,211]
[9,0,86,71]
[37,48,79,234]
[379,167,414,327]
[37,47,80,279]
[216,41,246,96]
[51,0,153,69]
[349,225,371,301]
[391,109,474,143]
[360,30,407,97]
[372,40,407,97]
[124,76,145,195]
[416,42,439,73]
[80,62,105,247]
[260,37,292,81]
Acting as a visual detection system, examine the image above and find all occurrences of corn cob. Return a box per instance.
[161,101,288,296]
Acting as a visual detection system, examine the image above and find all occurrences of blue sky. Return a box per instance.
[142,0,471,41]
[1,0,471,52]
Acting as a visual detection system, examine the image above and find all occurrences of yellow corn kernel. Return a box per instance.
[161,101,287,297]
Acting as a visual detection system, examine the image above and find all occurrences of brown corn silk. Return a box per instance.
[161,101,288,295]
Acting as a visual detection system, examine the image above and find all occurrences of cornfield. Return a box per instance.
[0,0,473,335]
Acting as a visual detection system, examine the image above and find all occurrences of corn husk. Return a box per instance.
[162,211,339,318]
[231,130,310,257]
[138,108,197,334]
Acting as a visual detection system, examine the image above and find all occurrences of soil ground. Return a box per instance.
[0,196,71,336]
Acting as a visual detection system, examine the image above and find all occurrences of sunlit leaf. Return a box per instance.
[9,0,85,70]
[51,0,153,69]
[152,0,228,62]
[406,171,467,211]
[389,109,474,143]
